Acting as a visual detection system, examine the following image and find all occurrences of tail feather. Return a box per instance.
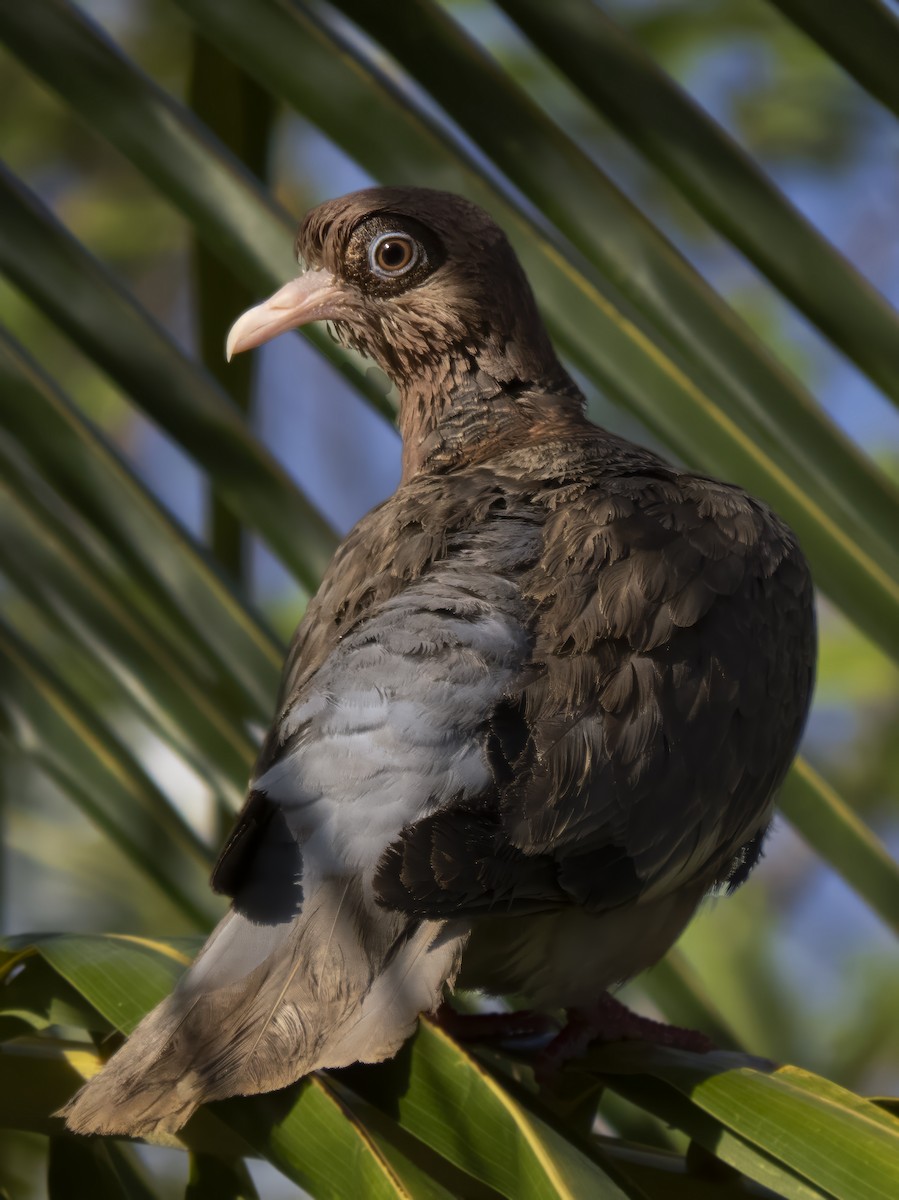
[61,880,467,1137]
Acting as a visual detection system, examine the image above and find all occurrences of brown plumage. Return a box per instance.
[62,187,815,1137]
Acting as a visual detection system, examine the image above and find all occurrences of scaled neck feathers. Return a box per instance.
[397,350,586,481]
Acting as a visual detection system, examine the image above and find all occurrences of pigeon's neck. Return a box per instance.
[397,345,586,481]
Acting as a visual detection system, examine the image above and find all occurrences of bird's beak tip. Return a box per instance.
[224,270,340,362]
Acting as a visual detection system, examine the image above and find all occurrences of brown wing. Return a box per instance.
[374,466,815,917]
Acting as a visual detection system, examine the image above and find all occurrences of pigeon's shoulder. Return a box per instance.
[269,468,533,719]
[524,443,810,639]
[489,427,811,612]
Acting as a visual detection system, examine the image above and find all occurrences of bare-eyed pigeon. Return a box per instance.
[62,187,815,1136]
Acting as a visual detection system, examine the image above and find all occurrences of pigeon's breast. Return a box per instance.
[459,881,705,1007]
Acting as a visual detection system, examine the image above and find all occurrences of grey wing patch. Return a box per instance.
[254,586,529,876]
[253,521,538,879]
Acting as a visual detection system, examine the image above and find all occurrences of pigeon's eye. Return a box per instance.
[370,233,419,277]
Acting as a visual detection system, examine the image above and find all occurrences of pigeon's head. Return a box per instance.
[226,187,560,392]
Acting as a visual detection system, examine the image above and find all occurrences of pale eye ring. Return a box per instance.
[369,232,419,277]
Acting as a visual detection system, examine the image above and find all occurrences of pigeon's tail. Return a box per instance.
[60,877,466,1137]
